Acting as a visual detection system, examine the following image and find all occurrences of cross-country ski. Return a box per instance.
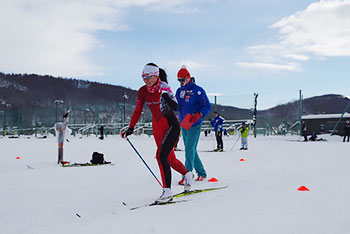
[2,2,350,233]
[130,186,228,210]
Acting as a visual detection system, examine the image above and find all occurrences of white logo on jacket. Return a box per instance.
[180,90,186,98]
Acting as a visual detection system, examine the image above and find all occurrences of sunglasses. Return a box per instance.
[142,74,153,80]
[177,77,187,82]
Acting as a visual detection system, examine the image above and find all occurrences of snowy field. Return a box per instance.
[1,133,350,234]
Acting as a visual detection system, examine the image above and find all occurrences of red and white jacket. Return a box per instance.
[129,81,178,129]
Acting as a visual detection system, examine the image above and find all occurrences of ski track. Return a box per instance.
[1,134,350,234]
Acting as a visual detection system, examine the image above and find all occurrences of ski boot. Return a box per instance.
[155,188,173,204]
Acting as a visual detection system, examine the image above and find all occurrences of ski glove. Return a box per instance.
[190,113,202,123]
[122,127,134,138]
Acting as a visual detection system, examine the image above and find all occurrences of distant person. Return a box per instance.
[211,112,225,152]
[301,121,308,141]
[122,63,192,204]
[240,122,249,150]
[309,131,317,141]
[55,111,71,164]
[99,125,104,140]
[176,65,211,184]
[344,120,350,142]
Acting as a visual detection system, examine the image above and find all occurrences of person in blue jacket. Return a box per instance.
[211,111,225,152]
[176,65,211,184]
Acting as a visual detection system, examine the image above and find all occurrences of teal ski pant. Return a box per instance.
[181,124,207,177]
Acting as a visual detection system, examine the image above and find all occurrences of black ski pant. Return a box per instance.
[303,132,308,141]
[344,135,350,142]
[154,119,187,188]
[216,131,223,149]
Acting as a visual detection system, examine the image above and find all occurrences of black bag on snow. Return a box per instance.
[90,152,105,164]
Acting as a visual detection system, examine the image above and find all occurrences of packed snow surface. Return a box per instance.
[1,133,349,234]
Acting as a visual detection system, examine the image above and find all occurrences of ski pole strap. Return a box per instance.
[126,138,163,188]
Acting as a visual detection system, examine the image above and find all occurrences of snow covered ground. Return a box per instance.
[1,133,350,234]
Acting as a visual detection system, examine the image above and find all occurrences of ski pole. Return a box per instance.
[126,138,163,188]
[231,134,241,150]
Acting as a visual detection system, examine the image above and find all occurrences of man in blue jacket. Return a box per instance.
[176,65,211,184]
[211,112,225,152]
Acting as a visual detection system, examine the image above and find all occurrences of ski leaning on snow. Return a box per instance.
[60,162,114,167]
[129,186,228,210]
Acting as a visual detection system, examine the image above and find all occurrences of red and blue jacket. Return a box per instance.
[175,79,211,127]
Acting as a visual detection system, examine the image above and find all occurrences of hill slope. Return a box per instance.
[1,72,349,129]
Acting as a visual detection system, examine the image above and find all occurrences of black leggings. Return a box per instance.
[158,122,180,187]
[216,131,223,149]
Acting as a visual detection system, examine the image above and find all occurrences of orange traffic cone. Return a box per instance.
[208,177,218,182]
[297,186,310,191]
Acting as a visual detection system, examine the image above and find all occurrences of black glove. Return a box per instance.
[122,127,134,138]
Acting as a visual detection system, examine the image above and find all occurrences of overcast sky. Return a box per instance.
[1,0,350,109]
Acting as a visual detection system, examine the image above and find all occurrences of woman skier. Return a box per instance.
[122,63,193,204]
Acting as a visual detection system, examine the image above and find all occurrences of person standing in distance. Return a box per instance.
[176,65,211,184]
[301,121,308,142]
[122,63,193,204]
[240,122,249,150]
[344,120,350,142]
[211,111,225,152]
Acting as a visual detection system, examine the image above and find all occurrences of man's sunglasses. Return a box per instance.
[177,76,187,82]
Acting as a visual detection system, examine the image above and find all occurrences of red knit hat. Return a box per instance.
[177,65,191,79]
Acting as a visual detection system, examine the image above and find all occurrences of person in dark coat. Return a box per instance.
[210,112,225,152]
[344,120,350,142]
[309,131,317,141]
[99,125,104,140]
[301,121,307,141]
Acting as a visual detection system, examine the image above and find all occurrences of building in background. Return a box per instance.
[302,113,350,135]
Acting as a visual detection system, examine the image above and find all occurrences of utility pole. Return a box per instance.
[299,90,303,136]
[331,97,350,135]
[84,108,90,124]
[17,108,21,136]
[2,102,11,136]
[253,93,258,138]
[73,107,76,137]
[214,95,217,112]
[123,94,129,127]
